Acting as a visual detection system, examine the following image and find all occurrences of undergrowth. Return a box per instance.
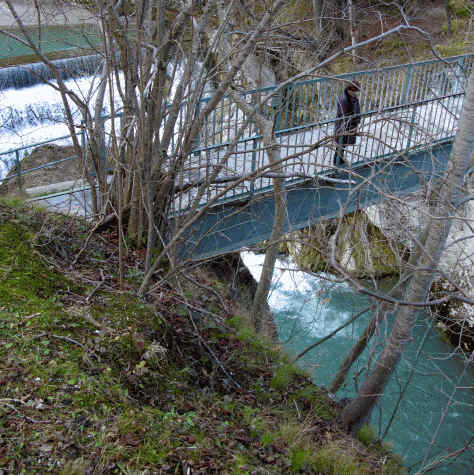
[0,200,404,474]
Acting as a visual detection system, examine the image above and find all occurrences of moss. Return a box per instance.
[290,446,313,472]
[293,211,407,278]
[342,211,404,277]
[260,430,277,447]
[358,424,378,447]
[449,0,472,17]
[357,425,406,474]
[90,293,161,332]
[292,385,335,420]
[0,220,72,315]
[292,227,333,274]
[294,242,328,273]
[271,363,303,391]
[435,40,472,57]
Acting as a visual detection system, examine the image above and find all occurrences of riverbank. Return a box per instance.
[0,198,403,473]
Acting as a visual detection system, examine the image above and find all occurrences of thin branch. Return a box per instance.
[293,305,372,362]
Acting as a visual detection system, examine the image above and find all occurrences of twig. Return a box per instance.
[0,398,27,405]
[51,334,87,349]
[382,319,432,440]
[182,273,230,313]
[86,269,106,303]
[293,306,371,362]
[174,296,227,325]
[0,402,50,424]
[24,312,41,321]
[82,311,112,333]
[294,400,301,420]
[176,282,241,389]
[19,312,42,326]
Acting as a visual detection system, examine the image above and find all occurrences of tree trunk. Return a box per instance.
[250,138,285,339]
[312,0,323,37]
[348,0,357,64]
[341,71,474,432]
[334,0,347,44]
[230,91,282,341]
[328,304,381,394]
[445,0,453,37]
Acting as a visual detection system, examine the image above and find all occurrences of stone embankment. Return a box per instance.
[366,188,473,352]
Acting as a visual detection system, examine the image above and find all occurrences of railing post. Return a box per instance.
[272,87,282,132]
[406,104,417,151]
[454,56,465,92]
[15,150,22,192]
[404,64,413,104]
[193,100,201,158]
[249,137,257,197]
[81,120,88,174]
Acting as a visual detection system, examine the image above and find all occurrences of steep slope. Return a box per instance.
[0,199,403,474]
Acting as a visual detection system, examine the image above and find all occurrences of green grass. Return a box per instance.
[0,201,406,473]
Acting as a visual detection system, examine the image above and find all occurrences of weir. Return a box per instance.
[0,54,472,260]
[0,54,103,90]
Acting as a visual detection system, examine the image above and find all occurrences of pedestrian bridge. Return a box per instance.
[1,54,472,260]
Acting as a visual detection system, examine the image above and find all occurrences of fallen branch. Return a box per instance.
[71,204,131,266]
[0,401,51,424]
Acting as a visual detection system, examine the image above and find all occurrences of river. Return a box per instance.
[242,252,473,474]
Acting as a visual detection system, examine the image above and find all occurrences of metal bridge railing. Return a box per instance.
[0,54,471,212]
[194,54,472,147]
[175,90,464,213]
[176,55,471,211]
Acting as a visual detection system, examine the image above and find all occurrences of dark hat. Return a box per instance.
[346,80,361,92]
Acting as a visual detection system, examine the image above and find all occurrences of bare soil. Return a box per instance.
[0,144,84,195]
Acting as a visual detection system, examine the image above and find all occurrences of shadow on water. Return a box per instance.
[243,253,473,474]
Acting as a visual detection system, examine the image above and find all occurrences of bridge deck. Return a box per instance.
[178,141,453,260]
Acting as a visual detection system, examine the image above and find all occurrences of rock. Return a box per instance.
[290,210,407,278]
[241,54,276,89]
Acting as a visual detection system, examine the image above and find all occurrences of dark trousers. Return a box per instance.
[333,140,347,166]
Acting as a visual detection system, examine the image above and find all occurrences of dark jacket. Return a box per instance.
[334,88,361,145]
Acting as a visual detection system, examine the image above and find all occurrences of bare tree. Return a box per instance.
[340,70,474,432]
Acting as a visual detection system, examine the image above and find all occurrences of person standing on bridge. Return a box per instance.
[333,80,361,167]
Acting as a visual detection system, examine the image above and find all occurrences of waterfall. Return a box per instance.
[0,54,103,90]
[0,102,67,131]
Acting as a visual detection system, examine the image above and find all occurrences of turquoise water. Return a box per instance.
[243,253,473,474]
[0,25,100,59]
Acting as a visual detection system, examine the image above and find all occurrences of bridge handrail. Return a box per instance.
[199,53,473,99]
[1,54,470,195]
[192,90,465,154]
